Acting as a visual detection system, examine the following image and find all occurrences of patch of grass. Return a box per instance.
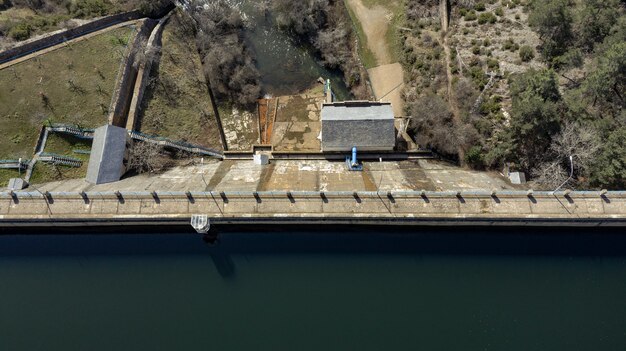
[29,134,91,185]
[0,26,134,159]
[140,13,222,150]
[0,169,20,188]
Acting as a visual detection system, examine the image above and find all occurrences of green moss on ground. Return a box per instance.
[0,26,134,159]
[29,134,91,185]
[0,169,20,188]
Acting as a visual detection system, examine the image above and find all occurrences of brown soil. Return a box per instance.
[367,63,405,116]
[345,0,392,65]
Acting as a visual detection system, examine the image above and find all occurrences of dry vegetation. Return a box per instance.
[0,25,134,159]
[272,0,371,98]
[139,10,223,150]
[0,0,166,49]
[401,0,625,189]
[185,0,261,108]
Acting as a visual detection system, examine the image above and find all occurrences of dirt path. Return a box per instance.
[368,63,405,116]
[345,0,392,65]
[440,0,465,163]
[346,0,405,114]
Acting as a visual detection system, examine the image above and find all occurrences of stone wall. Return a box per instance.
[1,191,625,227]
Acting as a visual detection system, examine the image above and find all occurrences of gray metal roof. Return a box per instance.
[86,125,127,185]
[321,101,394,121]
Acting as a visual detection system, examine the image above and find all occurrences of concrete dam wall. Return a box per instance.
[1,190,625,227]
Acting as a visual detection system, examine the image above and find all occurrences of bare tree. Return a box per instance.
[550,121,600,173]
[127,141,166,174]
[188,0,261,106]
[532,122,601,189]
[532,160,570,190]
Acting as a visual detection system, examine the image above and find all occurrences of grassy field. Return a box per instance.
[0,25,134,160]
[139,12,223,150]
[29,134,92,185]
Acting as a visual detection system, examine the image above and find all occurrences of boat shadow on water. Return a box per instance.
[1,225,626,279]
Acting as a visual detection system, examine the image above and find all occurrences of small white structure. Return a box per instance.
[191,214,210,234]
[321,101,395,152]
[7,178,28,190]
[509,172,527,185]
[86,125,128,185]
[253,153,270,165]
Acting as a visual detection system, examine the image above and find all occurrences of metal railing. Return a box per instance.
[1,190,624,200]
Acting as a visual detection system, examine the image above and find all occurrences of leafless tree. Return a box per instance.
[127,141,167,174]
[188,0,261,106]
[408,93,479,156]
[532,122,601,189]
[532,160,570,190]
[550,121,600,173]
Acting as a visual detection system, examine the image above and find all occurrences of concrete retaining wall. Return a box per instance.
[1,191,625,227]
[0,11,143,65]
[126,11,173,130]
[108,19,158,127]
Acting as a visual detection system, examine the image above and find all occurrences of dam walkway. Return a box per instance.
[1,190,625,227]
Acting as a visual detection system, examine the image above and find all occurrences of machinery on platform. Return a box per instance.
[346,146,363,171]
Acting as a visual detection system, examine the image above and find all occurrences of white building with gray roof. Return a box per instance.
[320,101,395,152]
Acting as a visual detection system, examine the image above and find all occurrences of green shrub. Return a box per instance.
[478,12,497,25]
[70,0,113,18]
[465,11,477,21]
[474,2,486,11]
[495,7,504,16]
[487,58,499,70]
[502,38,519,52]
[466,145,486,169]
[519,45,535,62]
[8,23,32,41]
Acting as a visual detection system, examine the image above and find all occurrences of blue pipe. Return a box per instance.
[351,147,358,166]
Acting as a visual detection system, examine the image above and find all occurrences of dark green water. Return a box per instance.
[1,227,626,351]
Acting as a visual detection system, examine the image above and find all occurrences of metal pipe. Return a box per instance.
[351,147,358,166]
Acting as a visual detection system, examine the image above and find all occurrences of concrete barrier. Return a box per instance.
[0,190,625,227]
[126,11,173,131]
[107,19,158,127]
[0,11,143,65]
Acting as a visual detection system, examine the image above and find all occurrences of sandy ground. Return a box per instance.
[346,0,392,65]
[32,159,520,193]
[367,63,405,116]
[346,0,404,116]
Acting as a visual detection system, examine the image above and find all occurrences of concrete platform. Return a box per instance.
[30,159,519,193]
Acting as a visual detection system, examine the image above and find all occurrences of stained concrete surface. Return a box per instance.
[33,159,519,193]
[271,93,324,151]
